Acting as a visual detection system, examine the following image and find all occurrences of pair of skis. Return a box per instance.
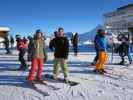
[87,64,123,80]
[26,75,79,96]
[27,80,59,97]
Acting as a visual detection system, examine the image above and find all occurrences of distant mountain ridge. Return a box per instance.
[79,25,104,44]
[64,25,104,45]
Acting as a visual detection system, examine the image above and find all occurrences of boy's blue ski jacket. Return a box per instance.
[94,34,107,52]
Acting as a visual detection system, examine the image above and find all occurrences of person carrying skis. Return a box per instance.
[49,27,69,83]
[27,29,47,82]
[71,33,79,56]
[16,35,28,70]
[94,29,108,74]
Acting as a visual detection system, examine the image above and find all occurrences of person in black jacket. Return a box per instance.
[116,33,132,65]
[16,35,28,70]
[27,36,34,61]
[49,28,69,82]
[3,36,11,54]
[10,36,14,49]
[71,33,79,56]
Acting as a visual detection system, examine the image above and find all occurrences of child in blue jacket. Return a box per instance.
[93,29,108,74]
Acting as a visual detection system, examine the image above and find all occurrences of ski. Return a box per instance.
[103,70,121,80]
[34,80,60,90]
[27,81,37,89]
[26,81,50,97]
[89,69,122,80]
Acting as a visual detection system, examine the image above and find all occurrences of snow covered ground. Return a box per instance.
[0,50,133,100]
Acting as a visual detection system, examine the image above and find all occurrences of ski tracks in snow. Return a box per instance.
[0,52,133,100]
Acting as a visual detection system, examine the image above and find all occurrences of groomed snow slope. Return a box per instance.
[0,50,133,100]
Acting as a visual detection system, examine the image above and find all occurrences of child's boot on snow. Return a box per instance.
[99,69,107,74]
[119,57,125,65]
[27,76,34,82]
[129,60,132,65]
[64,77,69,83]
[91,61,97,66]
[119,60,126,65]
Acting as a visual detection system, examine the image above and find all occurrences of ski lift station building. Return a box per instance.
[0,27,10,37]
[104,4,133,42]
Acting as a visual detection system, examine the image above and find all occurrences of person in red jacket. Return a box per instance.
[16,35,28,70]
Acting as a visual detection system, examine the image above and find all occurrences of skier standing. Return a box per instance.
[54,31,58,37]
[71,33,79,56]
[49,28,69,82]
[23,37,28,44]
[94,29,108,74]
[49,31,58,48]
[10,36,14,49]
[27,29,47,82]
[27,36,34,61]
[116,34,132,65]
[91,33,99,65]
[16,35,28,70]
[3,36,11,54]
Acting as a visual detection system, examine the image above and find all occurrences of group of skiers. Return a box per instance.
[13,27,132,83]
[91,29,133,74]
[15,28,70,83]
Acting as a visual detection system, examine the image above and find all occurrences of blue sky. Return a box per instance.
[0,0,133,36]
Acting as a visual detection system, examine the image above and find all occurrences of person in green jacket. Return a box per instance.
[27,29,47,82]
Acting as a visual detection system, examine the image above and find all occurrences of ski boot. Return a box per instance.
[64,77,69,83]
[119,61,125,65]
[92,69,104,74]
[91,61,97,66]
[129,60,132,65]
[94,69,106,74]
[127,60,133,66]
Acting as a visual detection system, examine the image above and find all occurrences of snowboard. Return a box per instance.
[44,74,79,86]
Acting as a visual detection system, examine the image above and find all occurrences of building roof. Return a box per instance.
[0,27,10,32]
[104,3,133,18]
[118,3,133,10]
